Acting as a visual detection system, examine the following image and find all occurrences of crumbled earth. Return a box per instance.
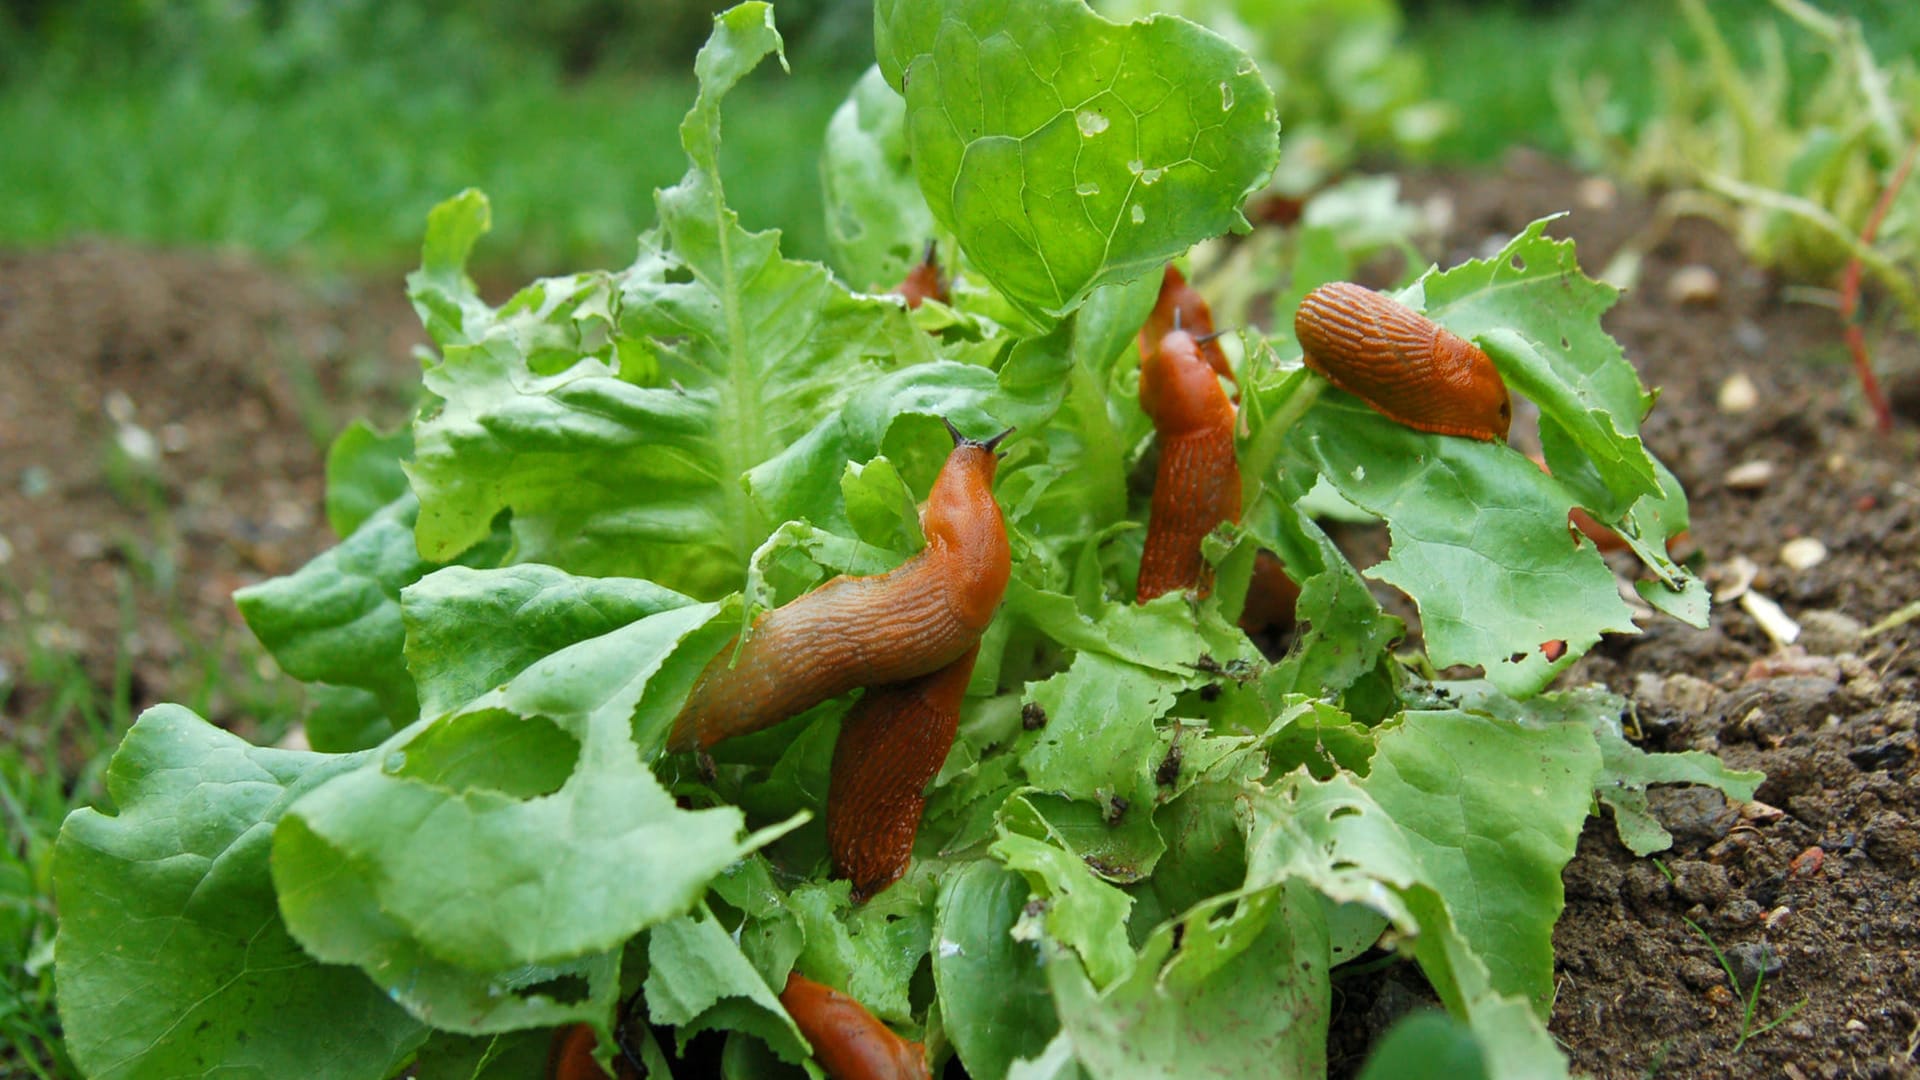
[0,242,424,760]
[3,154,1918,1078]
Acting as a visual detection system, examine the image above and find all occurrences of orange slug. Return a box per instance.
[779,972,932,1080]
[668,422,1011,753]
[1294,282,1512,442]
[1527,453,1628,553]
[1237,550,1300,636]
[827,643,977,902]
[547,1023,641,1080]
[1137,323,1242,602]
[1139,265,1235,388]
[895,241,949,309]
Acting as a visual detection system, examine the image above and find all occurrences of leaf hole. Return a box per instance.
[394,708,579,799]
[1510,255,1526,271]
[1328,805,1362,820]
[516,974,591,1005]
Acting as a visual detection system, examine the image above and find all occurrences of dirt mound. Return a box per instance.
[0,243,423,743]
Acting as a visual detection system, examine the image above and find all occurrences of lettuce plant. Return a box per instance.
[53,3,1758,1078]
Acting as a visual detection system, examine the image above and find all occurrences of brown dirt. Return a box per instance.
[4,155,1919,1078]
[0,242,424,757]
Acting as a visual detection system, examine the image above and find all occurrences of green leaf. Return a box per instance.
[402,8,968,595]
[325,419,413,540]
[822,65,939,292]
[1040,882,1330,1079]
[1241,773,1571,1080]
[990,831,1136,988]
[54,706,425,1079]
[1286,403,1637,696]
[274,603,795,976]
[934,862,1061,1079]
[1356,1012,1489,1080]
[787,881,933,1025]
[1359,710,1602,1014]
[876,0,1279,324]
[1445,683,1763,856]
[403,564,693,719]
[645,905,811,1065]
[1413,217,1659,515]
[840,456,924,553]
[236,494,510,724]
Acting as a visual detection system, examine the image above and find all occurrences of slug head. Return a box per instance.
[1139,265,1235,385]
[897,240,949,309]
[1295,281,1511,442]
[1140,329,1237,438]
[923,424,1012,629]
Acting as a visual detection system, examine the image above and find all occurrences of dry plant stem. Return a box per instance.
[1839,132,1919,433]
[1701,174,1920,331]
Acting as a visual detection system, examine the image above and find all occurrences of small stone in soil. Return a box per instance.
[1779,536,1827,570]
[1670,859,1733,905]
[1718,372,1759,413]
[1847,736,1915,773]
[1649,789,1739,848]
[1724,459,1776,490]
[1796,609,1865,655]
[1666,264,1722,305]
[1726,941,1784,993]
[1788,846,1824,877]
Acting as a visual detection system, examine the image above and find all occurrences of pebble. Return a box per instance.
[1665,674,1720,716]
[1670,859,1733,905]
[1863,810,1919,870]
[1667,264,1723,305]
[0,532,11,567]
[1716,898,1764,928]
[1779,536,1827,570]
[1849,736,1916,774]
[1764,905,1791,930]
[1797,610,1865,655]
[1727,941,1784,993]
[1649,789,1739,847]
[1724,460,1776,490]
[1718,372,1760,413]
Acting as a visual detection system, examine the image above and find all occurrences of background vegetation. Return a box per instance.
[4,0,1916,274]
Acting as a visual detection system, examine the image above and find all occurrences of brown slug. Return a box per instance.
[1294,281,1512,442]
[668,422,1011,753]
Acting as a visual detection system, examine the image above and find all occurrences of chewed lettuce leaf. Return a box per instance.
[876,0,1280,325]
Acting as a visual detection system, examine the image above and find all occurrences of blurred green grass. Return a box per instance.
[4,0,1917,275]
[0,70,851,276]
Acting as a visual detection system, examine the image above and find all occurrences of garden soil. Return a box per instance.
[2,155,1917,1078]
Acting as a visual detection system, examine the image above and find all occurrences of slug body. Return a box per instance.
[1140,265,1235,387]
[827,644,977,902]
[668,433,1009,753]
[1294,281,1511,442]
[547,1024,640,1080]
[780,972,932,1080]
[1237,550,1301,636]
[895,242,949,309]
[1138,327,1241,601]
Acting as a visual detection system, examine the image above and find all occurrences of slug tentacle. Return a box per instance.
[1140,265,1236,388]
[780,972,932,1080]
[827,644,977,902]
[668,437,1008,753]
[1294,281,1512,442]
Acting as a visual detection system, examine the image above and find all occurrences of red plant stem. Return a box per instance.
[1841,133,1919,433]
